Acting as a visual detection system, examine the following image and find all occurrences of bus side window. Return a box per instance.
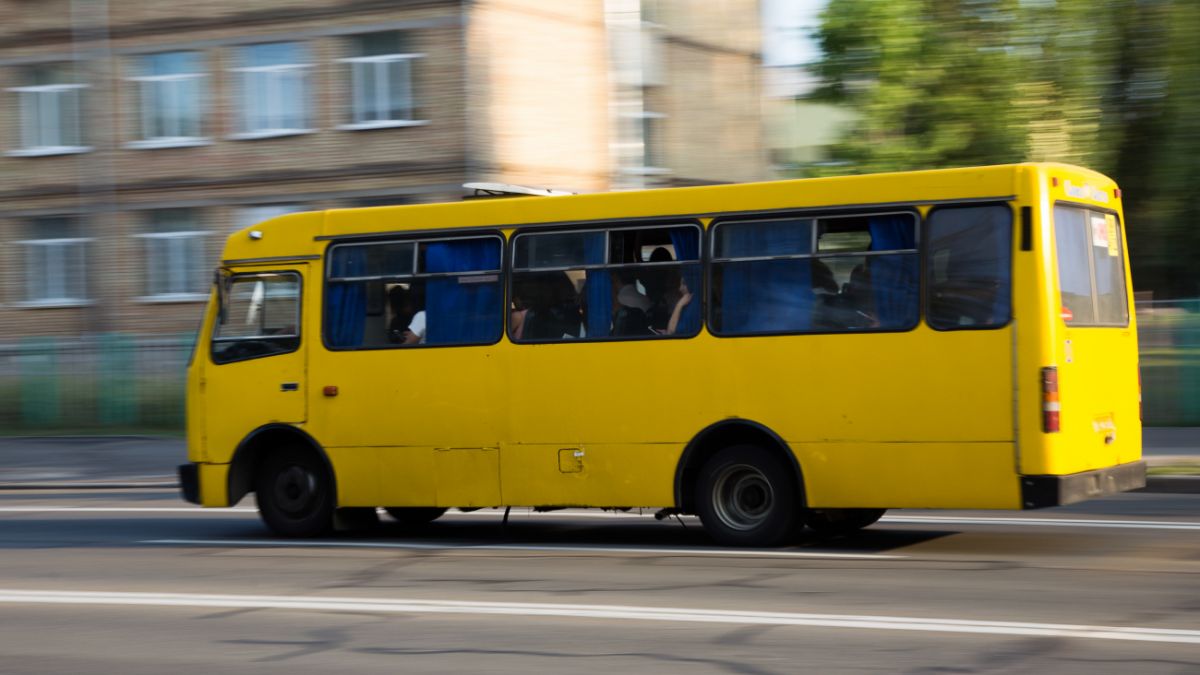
[713,213,917,335]
[325,236,503,349]
[511,225,700,342]
[926,205,1013,330]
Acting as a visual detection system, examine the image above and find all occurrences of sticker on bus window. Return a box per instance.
[1091,214,1109,249]
[1105,214,1119,257]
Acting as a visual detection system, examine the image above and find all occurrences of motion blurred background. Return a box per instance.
[0,0,1196,434]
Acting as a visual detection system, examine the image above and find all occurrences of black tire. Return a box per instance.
[384,507,448,526]
[695,445,803,547]
[255,447,335,537]
[803,508,886,537]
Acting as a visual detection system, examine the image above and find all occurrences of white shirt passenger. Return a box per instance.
[408,310,427,344]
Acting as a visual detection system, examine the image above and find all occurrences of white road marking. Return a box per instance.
[0,506,257,514]
[3,506,1199,531]
[0,589,1197,645]
[142,539,903,560]
[882,515,1200,531]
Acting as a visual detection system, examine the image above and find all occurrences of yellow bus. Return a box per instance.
[179,163,1145,546]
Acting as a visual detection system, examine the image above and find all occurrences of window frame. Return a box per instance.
[210,270,303,365]
[508,220,703,344]
[707,208,922,338]
[322,231,506,351]
[229,42,313,140]
[125,51,208,149]
[338,47,427,130]
[7,82,91,156]
[15,232,92,307]
[1051,201,1130,329]
[922,202,1015,332]
[135,210,210,301]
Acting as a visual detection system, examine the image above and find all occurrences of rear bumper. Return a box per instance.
[1020,460,1146,509]
[178,463,200,505]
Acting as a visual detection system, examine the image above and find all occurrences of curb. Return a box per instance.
[1141,476,1200,495]
[0,478,178,491]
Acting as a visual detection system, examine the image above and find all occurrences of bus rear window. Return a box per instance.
[1053,205,1128,326]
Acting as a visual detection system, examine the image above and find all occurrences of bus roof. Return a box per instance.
[220,162,1119,265]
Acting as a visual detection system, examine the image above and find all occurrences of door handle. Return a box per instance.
[280,382,299,392]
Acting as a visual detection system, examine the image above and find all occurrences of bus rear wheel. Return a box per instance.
[255,447,334,537]
[384,507,448,526]
[695,445,801,547]
[803,508,886,537]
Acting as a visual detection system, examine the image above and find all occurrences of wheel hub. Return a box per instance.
[273,465,317,515]
[712,464,774,531]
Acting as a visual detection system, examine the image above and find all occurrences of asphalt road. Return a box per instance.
[0,488,1197,674]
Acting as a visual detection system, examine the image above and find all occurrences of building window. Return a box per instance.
[232,42,311,138]
[138,209,208,299]
[18,217,89,305]
[8,64,87,156]
[340,32,423,129]
[128,51,205,147]
[238,204,306,231]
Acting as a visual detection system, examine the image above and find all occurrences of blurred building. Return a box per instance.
[0,0,765,338]
[762,61,856,177]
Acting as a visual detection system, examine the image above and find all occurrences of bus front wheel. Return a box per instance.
[255,448,334,537]
[803,508,886,536]
[695,445,801,547]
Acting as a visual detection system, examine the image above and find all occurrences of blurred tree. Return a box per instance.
[811,0,1200,297]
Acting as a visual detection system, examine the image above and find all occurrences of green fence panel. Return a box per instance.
[19,337,59,428]
[99,333,137,426]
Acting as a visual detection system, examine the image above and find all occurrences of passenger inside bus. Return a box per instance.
[400,281,427,345]
[613,271,655,336]
[517,272,584,340]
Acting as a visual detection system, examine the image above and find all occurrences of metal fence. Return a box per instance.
[1,300,1197,434]
[0,334,195,434]
[1138,299,1200,426]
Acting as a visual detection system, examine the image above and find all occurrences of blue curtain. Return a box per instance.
[326,248,367,347]
[425,239,502,345]
[668,227,701,335]
[584,234,612,338]
[868,215,919,327]
[718,222,813,334]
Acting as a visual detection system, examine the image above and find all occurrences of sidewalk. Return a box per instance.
[0,431,1196,492]
[0,436,184,488]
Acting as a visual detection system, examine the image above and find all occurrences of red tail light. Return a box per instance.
[1138,368,1142,422]
[1042,367,1060,433]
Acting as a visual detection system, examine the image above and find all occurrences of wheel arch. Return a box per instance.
[227,424,336,507]
[674,418,806,513]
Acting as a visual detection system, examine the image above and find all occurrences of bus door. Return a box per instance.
[205,267,308,460]
[1050,204,1140,470]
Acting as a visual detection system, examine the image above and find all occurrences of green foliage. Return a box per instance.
[810,0,1199,297]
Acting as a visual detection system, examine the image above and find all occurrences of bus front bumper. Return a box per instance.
[1020,460,1146,509]
[178,463,200,504]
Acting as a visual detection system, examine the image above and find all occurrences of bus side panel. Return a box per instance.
[796,442,1021,509]
[727,328,1015,445]
[324,447,386,507]
[500,443,681,507]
